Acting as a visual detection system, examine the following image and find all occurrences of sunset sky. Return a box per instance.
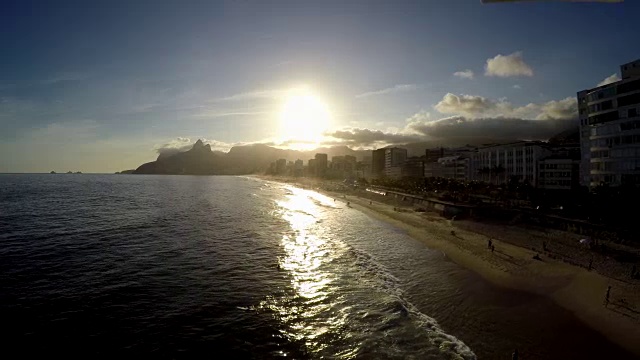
[1,0,638,173]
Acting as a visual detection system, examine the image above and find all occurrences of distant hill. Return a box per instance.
[134,140,371,175]
[548,126,579,145]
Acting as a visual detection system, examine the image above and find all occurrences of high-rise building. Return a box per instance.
[384,147,407,179]
[294,159,304,177]
[275,158,287,175]
[578,59,640,189]
[344,155,357,175]
[315,153,328,178]
[307,159,316,177]
[371,148,386,178]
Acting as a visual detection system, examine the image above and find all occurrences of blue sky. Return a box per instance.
[1,0,638,172]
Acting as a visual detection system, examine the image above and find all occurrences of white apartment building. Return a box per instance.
[472,141,551,185]
[578,59,640,188]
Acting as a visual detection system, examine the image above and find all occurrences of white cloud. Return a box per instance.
[406,115,574,143]
[453,70,475,79]
[513,84,521,89]
[434,93,498,117]
[535,97,578,120]
[190,110,267,119]
[433,93,577,120]
[597,73,621,87]
[355,84,420,98]
[214,89,287,102]
[485,51,533,77]
[405,110,432,124]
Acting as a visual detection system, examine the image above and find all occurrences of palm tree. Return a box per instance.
[491,164,505,185]
[477,166,491,183]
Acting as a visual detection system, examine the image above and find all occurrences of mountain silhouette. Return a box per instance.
[133,140,371,175]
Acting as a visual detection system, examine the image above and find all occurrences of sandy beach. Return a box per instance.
[262,176,640,356]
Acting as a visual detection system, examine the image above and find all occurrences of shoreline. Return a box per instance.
[259,175,640,356]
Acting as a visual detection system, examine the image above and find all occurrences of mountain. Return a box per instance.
[135,140,224,175]
[548,126,579,145]
[133,140,372,175]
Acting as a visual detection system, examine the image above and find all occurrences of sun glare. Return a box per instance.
[279,88,331,150]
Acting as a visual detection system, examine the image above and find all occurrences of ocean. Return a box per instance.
[0,174,633,359]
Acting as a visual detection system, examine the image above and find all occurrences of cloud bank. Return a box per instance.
[408,116,574,142]
[325,93,577,148]
[326,128,423,146]
[434,93,577,120]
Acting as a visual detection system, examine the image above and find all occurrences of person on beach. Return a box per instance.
[487,239,492,249]
[588,258,593,271]
[542,241,547,252]
[369,201,372,205]
[632,265,637,279]
[491,245,495,253]
[512,349,519,360]
[604,285,611,307]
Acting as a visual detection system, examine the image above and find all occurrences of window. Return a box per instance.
[588,110,619,125]
[617,79,640,95]
[629,108,638,118]
[618,92,640,107]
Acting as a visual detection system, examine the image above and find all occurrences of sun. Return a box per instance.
[279,88,331,150]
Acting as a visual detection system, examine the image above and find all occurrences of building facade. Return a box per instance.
[538,157,580,191]
[371,148,386,178]
[314,153,328,178]
[384,147,407,179]
[437,156,471,181]
[472,141,550,185]
[401,157,425,178]
[275,158,287,175]
[294,159,304,177]
[578,59,640,188]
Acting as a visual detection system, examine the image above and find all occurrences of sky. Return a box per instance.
[1,0,638,173]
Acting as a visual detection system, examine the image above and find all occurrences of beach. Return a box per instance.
[263,176,640,356]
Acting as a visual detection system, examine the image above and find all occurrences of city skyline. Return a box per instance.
[1,0,638,173]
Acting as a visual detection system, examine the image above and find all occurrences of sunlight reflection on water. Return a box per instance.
[255,183,475,359]
[271,186,351,355]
